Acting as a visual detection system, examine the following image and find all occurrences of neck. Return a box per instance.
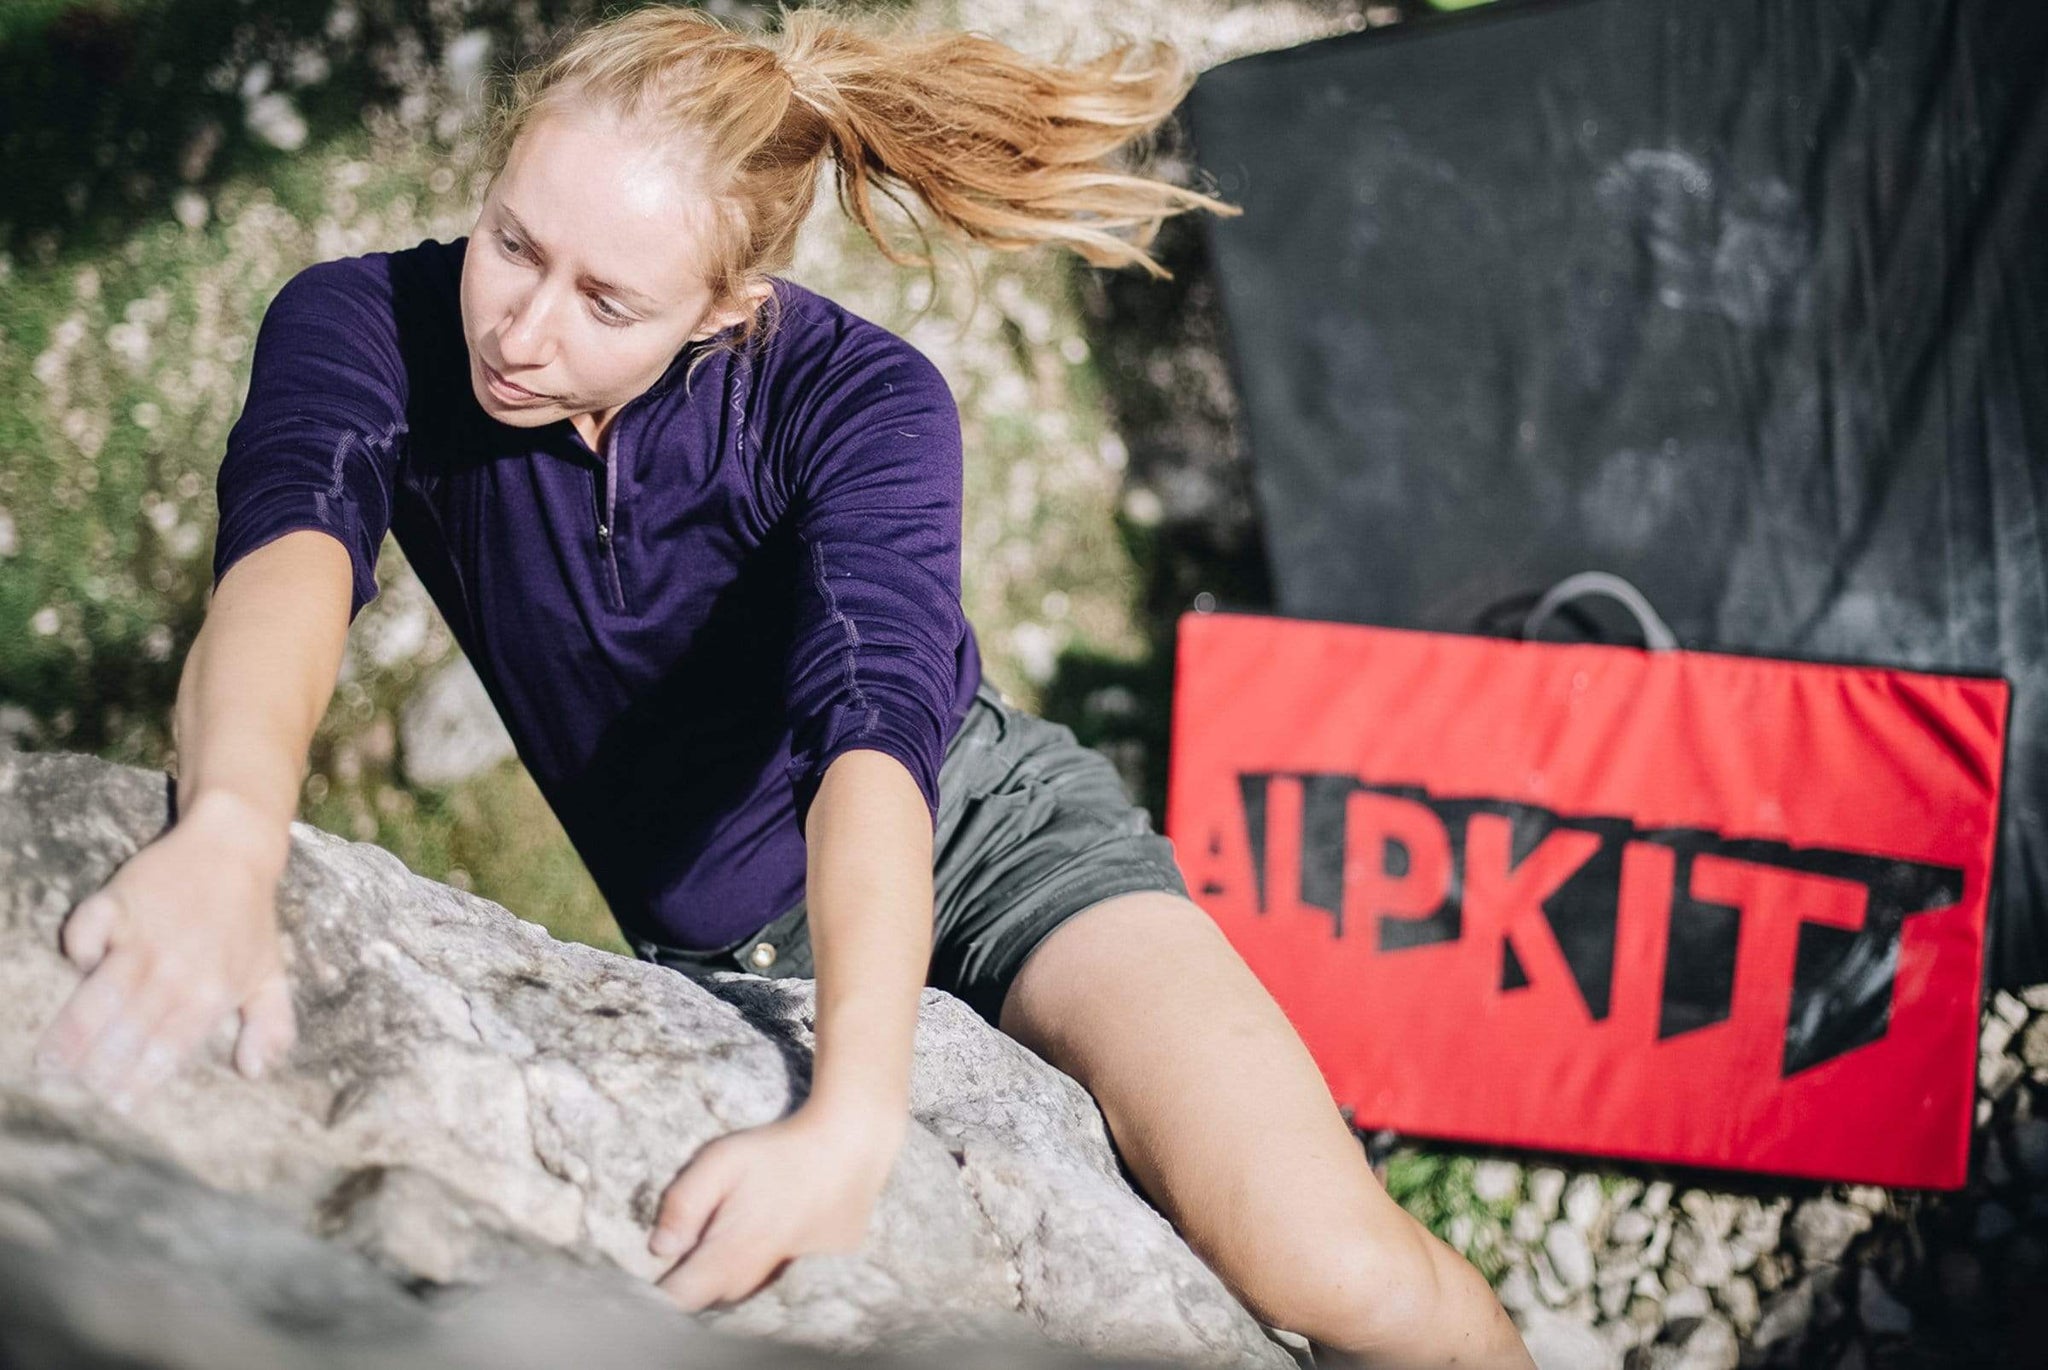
[571,407,617,453]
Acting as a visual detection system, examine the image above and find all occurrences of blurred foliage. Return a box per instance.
[1,0,613,260]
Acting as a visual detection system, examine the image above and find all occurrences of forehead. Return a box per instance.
[495,103,715,298]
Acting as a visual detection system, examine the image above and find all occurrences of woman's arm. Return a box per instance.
[176,528,354,838]
[646,745,929,1311]
[800,745,934,1129]
[36,528,355,1105]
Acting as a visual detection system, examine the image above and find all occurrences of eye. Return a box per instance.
[591,296,633,326]
[496,231,527,258]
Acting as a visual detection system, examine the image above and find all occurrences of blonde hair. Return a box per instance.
[472,1,1240,382]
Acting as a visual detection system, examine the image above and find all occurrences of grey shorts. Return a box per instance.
[629,679,1192,1027]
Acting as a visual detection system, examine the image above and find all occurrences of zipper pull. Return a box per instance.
[597,523,612,547]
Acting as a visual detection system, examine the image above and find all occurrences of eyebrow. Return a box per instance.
[497,205,661,309]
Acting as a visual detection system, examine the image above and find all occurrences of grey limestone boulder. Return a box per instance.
[0,748,1297,1370]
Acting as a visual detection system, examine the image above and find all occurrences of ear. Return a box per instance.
[692,281,775,341]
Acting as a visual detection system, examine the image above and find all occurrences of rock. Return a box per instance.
[1511,1201,1546,1246]
[1497,1262,1540,1314]
[1640,1182,1674,1217]
[1676,1226,1733,1291]
[1529,1167,1566,1221]
[0,750,1292,1368]
[1991,989,2029,1028]
[1517,1306,1620,1370]
[1789,1199,1870,1264]
[1716,1274,1759,1331]
[1597,1318,1644,1360]
[1563,1174,1606,1233]
[399,658,518,787]
[1545,1221,1594,1291]
[1679,1191,1737,1240]
[1533,1249,1572,1308]
[1973,1199,2018,1243]
[1751,1276,1815,1352]
[1978,1052,2024,1100]
[2019,1017,2048,1078]
[1644,1212,1675,1268]
[1981,1134,2012,1186]
[2011,1117,2048,1178]
[1626,1313,1738,1370]
[1856,1267,1912,1336]
[1733,1199,1783,1256]
[1751,1250,1791,1294]
[1611,1208,1656,1247]
[1472,1158,1521,1205]
[1661,1285,1712,1321]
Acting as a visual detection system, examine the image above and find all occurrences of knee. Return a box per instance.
[1265,1219,1506,1360]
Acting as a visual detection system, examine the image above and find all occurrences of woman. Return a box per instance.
[33,4,1532,1366]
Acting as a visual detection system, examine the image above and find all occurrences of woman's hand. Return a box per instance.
[649,1099,906,1312]
[32,790,298,1112]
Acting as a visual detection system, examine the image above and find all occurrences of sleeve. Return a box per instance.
[211,256,409,625]
[780,333,969,836]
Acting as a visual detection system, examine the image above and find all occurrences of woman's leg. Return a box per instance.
[997,888,1536,1370]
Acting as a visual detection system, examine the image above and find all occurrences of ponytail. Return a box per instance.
[474,1,1239,372]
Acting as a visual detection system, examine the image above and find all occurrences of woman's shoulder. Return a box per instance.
[274,236,464,324]
[753,276,952,407]
[255,238,468,408]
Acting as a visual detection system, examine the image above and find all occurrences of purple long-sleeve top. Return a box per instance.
[211,236,982,951]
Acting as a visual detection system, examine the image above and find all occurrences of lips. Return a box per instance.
[482,360,550,402]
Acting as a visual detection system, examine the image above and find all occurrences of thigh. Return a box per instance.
[925,687,1190,1027]
[996,888,1434,1325]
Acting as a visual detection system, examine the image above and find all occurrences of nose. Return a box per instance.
[497,285,558,369]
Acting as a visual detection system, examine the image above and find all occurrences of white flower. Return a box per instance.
[1121,486,1163,527]
[173,189,210,231]
[107,320,153,374]
[245,92,308,152]
[31,607,61,636]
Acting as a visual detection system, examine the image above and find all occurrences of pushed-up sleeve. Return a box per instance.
[211,257,408,624]
[781,335,969,836]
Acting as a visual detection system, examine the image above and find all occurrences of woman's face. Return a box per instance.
[459,101,758,436]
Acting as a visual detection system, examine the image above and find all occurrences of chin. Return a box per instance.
[476,392,561,427]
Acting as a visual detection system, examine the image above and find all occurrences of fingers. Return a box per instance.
[656,1210,784,1314]
[112,985,235,1109]
[650,1148,728,1262]
[234,972,297,1079]
[34,948,146,1078]
[59,890,122,973]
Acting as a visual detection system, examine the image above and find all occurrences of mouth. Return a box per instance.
[481,359,551,403]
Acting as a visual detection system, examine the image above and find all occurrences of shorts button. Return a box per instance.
[747,941,777,970]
